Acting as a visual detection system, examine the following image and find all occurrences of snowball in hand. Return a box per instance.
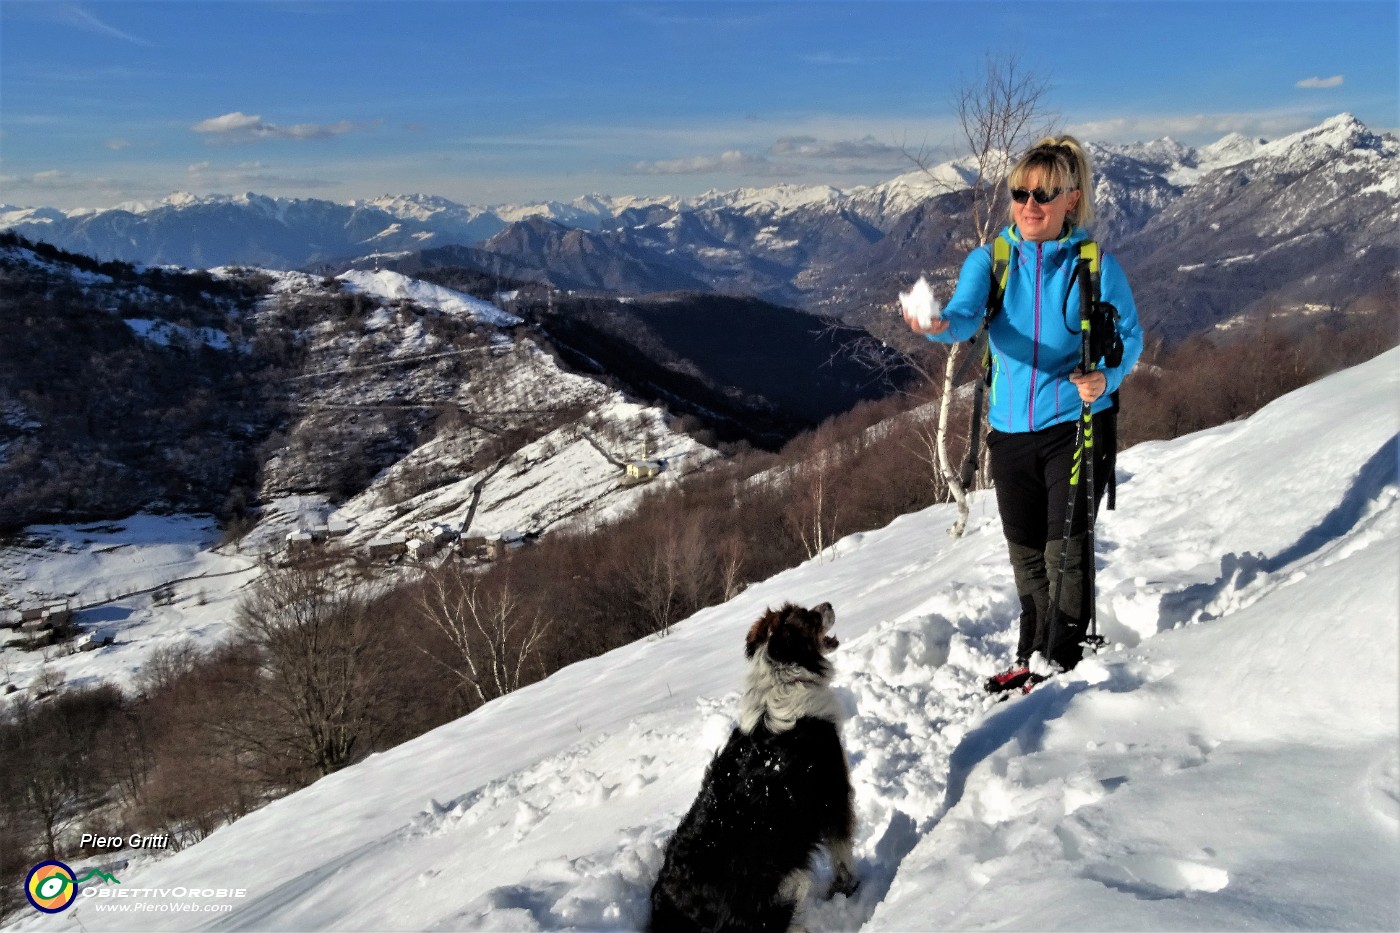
[898,277,941,328]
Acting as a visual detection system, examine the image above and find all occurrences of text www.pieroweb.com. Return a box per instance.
[93,901,234,913]
[84,887,246,913]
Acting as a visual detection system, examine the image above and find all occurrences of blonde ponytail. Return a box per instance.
[1008,135,1095,228]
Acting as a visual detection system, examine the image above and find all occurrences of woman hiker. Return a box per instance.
[904,135,1144,695]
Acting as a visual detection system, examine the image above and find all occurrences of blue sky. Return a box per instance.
[1,1,1395,210]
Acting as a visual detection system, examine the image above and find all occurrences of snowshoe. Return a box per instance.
[984,662,1032,695]
[1021,672,1050,695]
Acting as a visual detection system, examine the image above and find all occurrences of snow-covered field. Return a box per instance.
[0,515,257,693]
[8,346,1395,931]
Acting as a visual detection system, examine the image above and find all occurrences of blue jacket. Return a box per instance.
[930,224,1143,434]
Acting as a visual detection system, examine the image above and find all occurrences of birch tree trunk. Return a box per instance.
[935,344,973,537]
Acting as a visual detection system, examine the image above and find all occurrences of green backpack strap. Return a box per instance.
[977,234,1012,375]
[991,234,1013,296]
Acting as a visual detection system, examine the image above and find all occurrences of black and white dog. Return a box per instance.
[649,602,858,932]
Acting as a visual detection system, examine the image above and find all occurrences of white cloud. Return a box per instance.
[4,170,82,190]
[105,138,132,151]
[1296,75,1344,89]
[193,112,263,134]
[1065,110,1329,145]
[770,135,905,162]
[191,111,368,144]
[630,150,770,175]
[627,132,915,180]
[2,168,126,195]
[59,5,153,46]
[184,159,336,190]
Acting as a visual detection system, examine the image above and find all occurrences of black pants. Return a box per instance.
[988,413,1111,670]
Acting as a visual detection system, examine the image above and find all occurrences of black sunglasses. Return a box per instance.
[1010,187,1066,205]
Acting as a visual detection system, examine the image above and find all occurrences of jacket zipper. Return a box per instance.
[1029,242,1042,430]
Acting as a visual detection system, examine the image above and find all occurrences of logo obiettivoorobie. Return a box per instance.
[25,861,79,913]
[24,861,120,913]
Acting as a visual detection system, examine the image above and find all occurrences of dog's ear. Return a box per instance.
[746,607,783,658]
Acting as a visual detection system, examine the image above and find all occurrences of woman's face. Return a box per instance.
[1012,168,1081,242]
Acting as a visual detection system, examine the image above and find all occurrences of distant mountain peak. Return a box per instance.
[1100,136,1196,169]
[1259,111,1387,161]
[1196,132,1267,162]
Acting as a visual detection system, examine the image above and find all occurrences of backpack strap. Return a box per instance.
[990,234,1013,304]
[979,234,1013,377]
[958,234,1012,489]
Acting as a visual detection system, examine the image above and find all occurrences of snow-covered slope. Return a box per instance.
[334,395,713,548]
[336,268,523,327]
[17,348,1395,932]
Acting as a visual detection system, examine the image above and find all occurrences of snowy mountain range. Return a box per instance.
[7,343,1395,933]
[0,125,1269,254]
[1116,114,1400,337]
[5,114,1394,342]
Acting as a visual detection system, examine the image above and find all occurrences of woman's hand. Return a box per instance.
[902,304,950,336]
[1069,368,1107,403]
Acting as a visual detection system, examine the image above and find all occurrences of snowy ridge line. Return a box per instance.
[14,349,1398,933]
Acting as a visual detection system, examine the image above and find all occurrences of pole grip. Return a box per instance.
[1077,253,1095,374]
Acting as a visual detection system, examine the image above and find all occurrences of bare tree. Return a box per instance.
[1,687,120,861]
[231,563,383,784]
[670,520,719,622]
[909,53,1057,536]
[717,533,749,601]
[618,517,718,637]
[902,401,953,507]
[7,700,80,859]
[786,450,842,561]
[942,54,1056,247]
[415,568,551,706]
[135,638,201,696]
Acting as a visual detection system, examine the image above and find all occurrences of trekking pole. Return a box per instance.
[1042,399,1087,667]
[958,363,986,490]
[1044,249,1103,665]
[1081,248,1105,654]
[1080,374,1104,654]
